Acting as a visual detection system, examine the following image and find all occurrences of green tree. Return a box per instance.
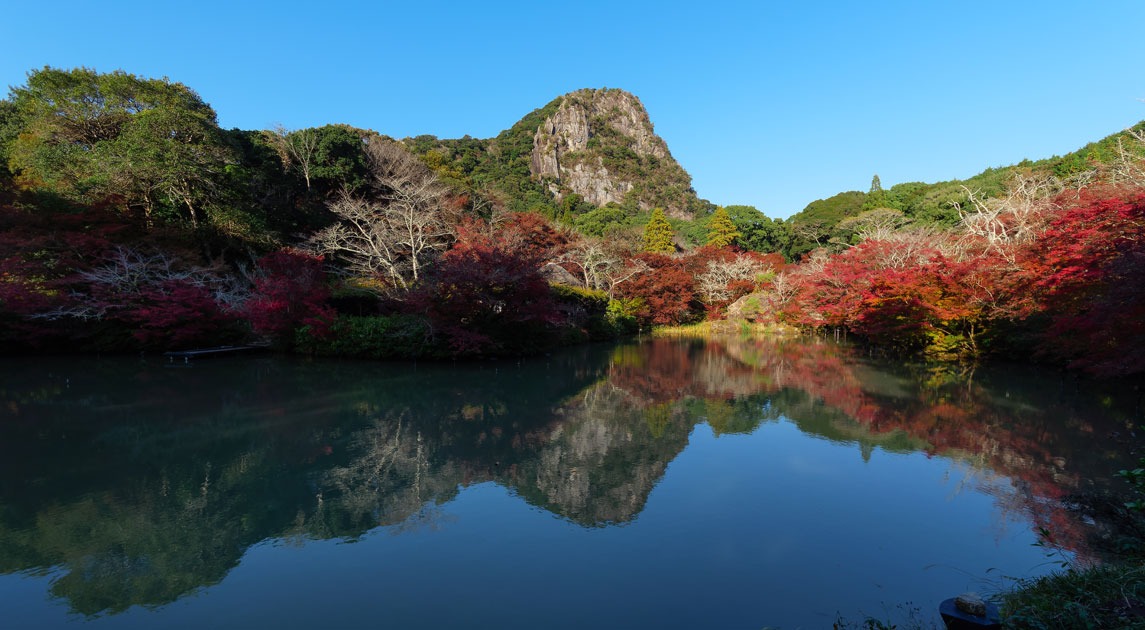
[7,67,234,226]
[260,123,372,200]
[0,99,20,193]
[308,124,371,196]
[643,207,675,253]
[861,173,891,213]
[558,192,594,223]
[106,106,232,227]
[574,204,629,237]
[787,191,866,259]
[725,205,791,257]
[705,206,741,247]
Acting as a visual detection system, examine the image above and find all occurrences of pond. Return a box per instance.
[0,336,1139,629]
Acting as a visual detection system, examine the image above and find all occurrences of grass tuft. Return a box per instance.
[998,564,1145,629]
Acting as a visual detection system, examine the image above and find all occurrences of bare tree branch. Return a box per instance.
[697,254,772,303]
[309,138,454,295]
[31,246,250,320]
[954,173,1062,264]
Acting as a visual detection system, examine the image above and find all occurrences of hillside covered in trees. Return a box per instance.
[2,66,1144,377]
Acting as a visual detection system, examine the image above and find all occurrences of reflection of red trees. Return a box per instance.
[608,340,698,403]
[605,336,1124,559]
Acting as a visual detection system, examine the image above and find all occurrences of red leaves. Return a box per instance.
[781,240,1000,356]
[777,186,1145,374]
[495,212,569,265]
[1025,191,1144,296]
[411,218,562,356]
[242,250,334,345]
[129,280,237,348]
[1018,189,1145,375]
[617,253,701,326]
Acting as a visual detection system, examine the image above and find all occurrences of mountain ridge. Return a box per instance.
[402,87,711,222]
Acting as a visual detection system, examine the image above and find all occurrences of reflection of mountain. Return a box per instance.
[0,338,1138,615]
[513,382,694,525]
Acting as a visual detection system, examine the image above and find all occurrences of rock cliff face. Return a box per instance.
[528,88,699,219]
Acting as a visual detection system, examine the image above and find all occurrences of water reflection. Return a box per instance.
[0,337,1138,618]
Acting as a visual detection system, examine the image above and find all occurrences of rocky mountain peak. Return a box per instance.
[528,88,698,218]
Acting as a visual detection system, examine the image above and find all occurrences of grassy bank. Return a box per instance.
[651,320,798,338]
[997,563,1145,628]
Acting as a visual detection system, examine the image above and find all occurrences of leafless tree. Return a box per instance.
[560,241,618,291]
[267,125,319,192]
[953,173,1062,264]
[559,240,648,297]
[768,271,799,308]
[33,246,249,320]
[800,248,832,274]
[309,138,454,294]
[697,254,772,303]
[836,208,909,242]
[1109,128,1145,188]
[866,230,944,269]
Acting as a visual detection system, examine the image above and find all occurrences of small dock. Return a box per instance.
[164,345,265,364]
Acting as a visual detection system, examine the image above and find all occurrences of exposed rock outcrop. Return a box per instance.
[529,88,699,219]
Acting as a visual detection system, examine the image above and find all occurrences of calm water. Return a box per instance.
[0,337,1140,629]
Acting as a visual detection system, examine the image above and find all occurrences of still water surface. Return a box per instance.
[0,337,1139,628]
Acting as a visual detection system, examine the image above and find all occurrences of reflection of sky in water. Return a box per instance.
[0,339,1136,629]
[166,425,1045,630]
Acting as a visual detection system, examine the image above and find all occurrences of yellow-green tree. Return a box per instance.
[643,208,675,253]
[706,206,741,247]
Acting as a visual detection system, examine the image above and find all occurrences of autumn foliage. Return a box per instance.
[1017,190,1145,375]
[2,67,1144,375]
[410,215,563,356]
[617,253,700,326]
[128,280,240,348]
[242,250,335,346]
[773,184,1145,375]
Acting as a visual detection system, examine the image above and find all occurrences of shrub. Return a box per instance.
[295,314,432,359]
[242,250,335,348]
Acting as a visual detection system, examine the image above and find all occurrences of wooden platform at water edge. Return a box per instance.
[163,345,266,364]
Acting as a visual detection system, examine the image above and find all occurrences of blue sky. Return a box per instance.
[3,1,1143,218]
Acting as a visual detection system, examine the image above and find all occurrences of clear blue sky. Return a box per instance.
[3,1,1143,218]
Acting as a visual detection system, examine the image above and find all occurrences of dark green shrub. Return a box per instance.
[296,314,433,359]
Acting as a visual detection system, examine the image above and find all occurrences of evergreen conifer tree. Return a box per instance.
[706,206,741,248]
[643,208,675,253]
[862,173,890,212]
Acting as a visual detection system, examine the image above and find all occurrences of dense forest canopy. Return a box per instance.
[3,66,1145,376]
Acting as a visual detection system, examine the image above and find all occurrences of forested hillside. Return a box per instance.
[783,122,1145,258]
[2,66,1144,376]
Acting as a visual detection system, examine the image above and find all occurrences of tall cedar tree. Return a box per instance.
[643,208,675,253]
[706,207,742,247]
